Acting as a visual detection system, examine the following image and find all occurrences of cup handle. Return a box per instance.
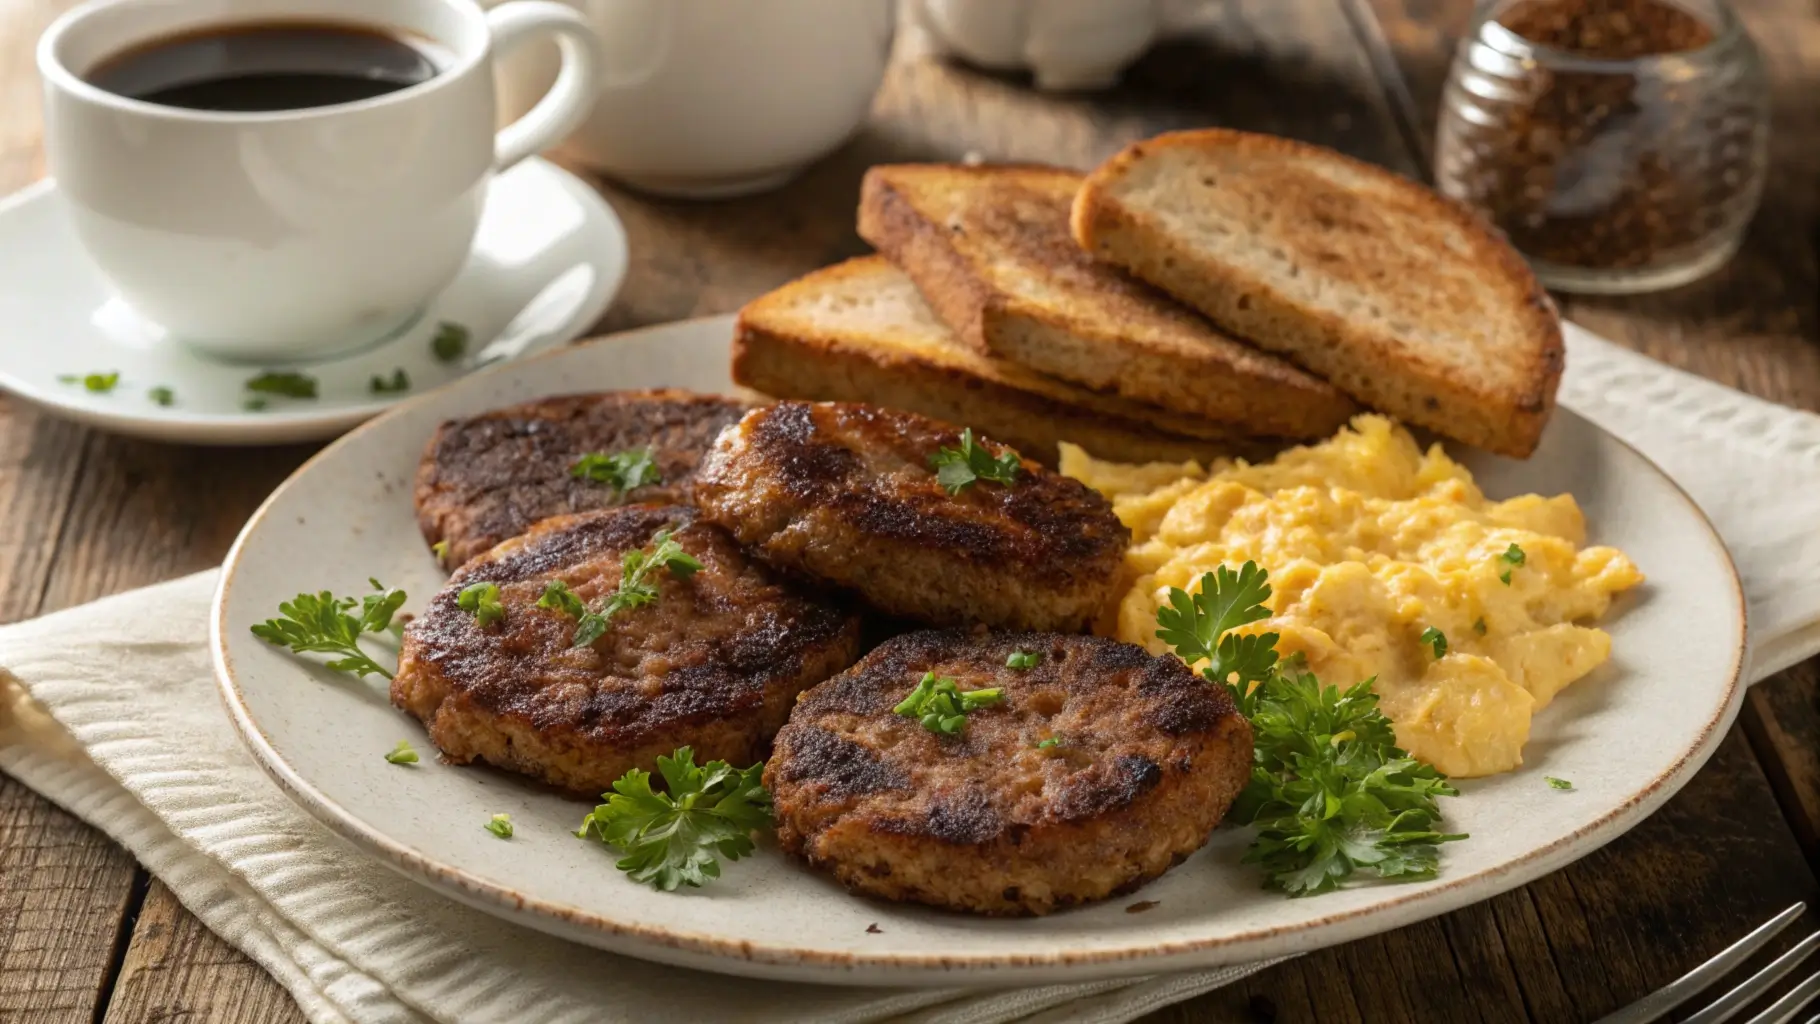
[486,1,605,172]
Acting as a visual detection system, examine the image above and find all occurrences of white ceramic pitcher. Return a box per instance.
[490,0,894,199]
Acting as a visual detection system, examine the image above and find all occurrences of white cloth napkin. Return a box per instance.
[3,324,1819,1024]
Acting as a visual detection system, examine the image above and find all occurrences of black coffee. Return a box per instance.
[85,21,440,112]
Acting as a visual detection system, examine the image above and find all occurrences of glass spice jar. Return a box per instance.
[1435,0,1769,294]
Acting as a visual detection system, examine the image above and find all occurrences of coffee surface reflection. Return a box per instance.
[85,20,440,112]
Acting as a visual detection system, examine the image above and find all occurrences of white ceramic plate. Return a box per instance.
[212,316,1747,987]
[0,158,626,445]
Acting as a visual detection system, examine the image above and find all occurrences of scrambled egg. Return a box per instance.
[1061,415,1644,778]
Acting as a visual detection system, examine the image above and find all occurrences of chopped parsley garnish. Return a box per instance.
[250,578,407,680]
[457,582,504,627]
[1006,651,1041,670]
[570,448,661,495]
[576,747,770,890]
[1473,618,1487,635]
[569,529,702,648]
[431,541,449,562]
[928,428,1021,495]
[243,397,269,412]
[1155,561,1465,896]
[536,579,587,618]
[893,672,1004,735]
[384,740,419,765]
[59,371,120,393]
[245,371,318,399]
[431,321,469,362]
[1546,776,1574,791]
[485,813,514,839]
[1036,737,1063,750]
[1498,543,1526,585]
[369,368,410,394]
[147,386,174,406]
[1420,626,1447,659]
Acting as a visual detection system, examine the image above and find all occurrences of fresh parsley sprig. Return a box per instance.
[1156,561,1279,700]
[1420,626,1448,659]
[251,579,407,680]
[457,582,505,627]
[562,529,702,648]
[536,579,587,618]
[576,747,771,891]
[1155,562,1466,896]
[431,322,469,363]
[370,368,410,394]
[1498,543,1526,585]
[928,428,1021,495]
[893,672,1004,734]
[245,371,318,399]
[571,448,661,495]
[59,371,120,393]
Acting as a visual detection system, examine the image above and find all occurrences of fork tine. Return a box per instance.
[1594,904,1808,1024]
[1738,969,1820,1024]
[1683,933,1820,1024]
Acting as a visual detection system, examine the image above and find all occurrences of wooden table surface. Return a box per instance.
[1,1,1817,1021]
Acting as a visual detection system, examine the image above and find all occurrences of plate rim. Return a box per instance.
[0,158,629,446]
[210,314,1750,981]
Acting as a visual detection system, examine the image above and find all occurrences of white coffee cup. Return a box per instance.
[38,0,605,362]
[491,0,893,199]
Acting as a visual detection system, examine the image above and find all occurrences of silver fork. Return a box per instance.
[1596,903,1819,1024]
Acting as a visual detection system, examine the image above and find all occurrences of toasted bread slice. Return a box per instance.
[732,257,1262,465]
[857,163,1357,440]
[1072,129,1564,458]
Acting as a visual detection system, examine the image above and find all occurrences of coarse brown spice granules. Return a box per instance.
[1499,0,1713,59]
[1439,0,1764,275]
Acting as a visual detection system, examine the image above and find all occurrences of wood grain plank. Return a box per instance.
[0,3,161,1021]
[0,406,87,626]
[1742,661,1820,864]
[23,434,317,1022]
[100,882,308,1024]
[36,434,313,613]
[1432,903,1530,1024]
[0,773,138,1023]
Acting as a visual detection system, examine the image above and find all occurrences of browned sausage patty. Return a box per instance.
[764,630,1252,915]
[692,402,1130,632]
[393,504,861,797]
[415,389,750,571]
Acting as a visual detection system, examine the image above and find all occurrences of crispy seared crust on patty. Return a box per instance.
[414,389,751,571]
[692,402,1130,632]
[392,505,861,797]
[765,630,1253,915]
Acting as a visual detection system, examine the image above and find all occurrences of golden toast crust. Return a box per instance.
[858,163,1358,440]
[729,257,1266,465]
[1073,129,1563,458]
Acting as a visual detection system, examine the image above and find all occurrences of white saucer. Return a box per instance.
[0,158,627,445]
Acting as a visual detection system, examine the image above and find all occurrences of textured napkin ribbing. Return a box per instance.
[2,323,1818,1024]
